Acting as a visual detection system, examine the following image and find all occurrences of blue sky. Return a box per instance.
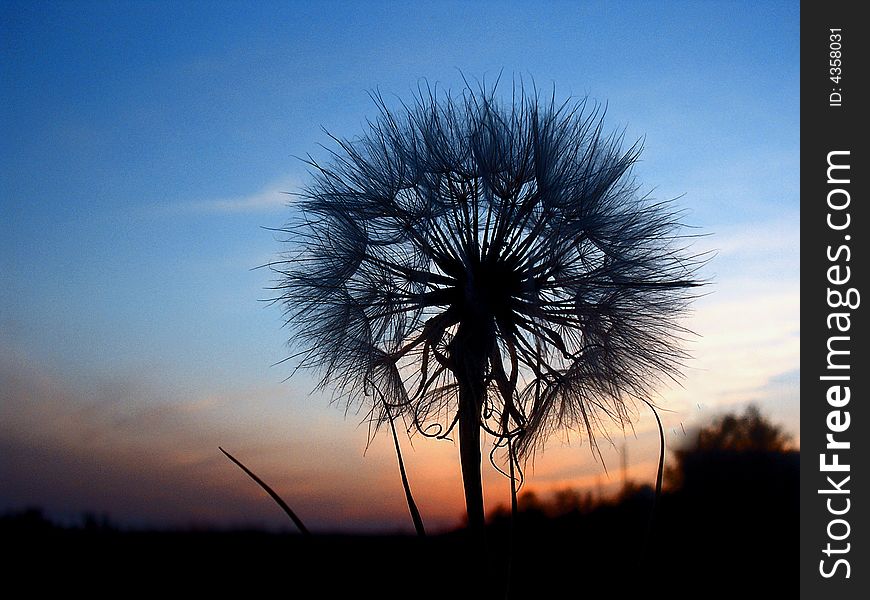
[1,1,799,531]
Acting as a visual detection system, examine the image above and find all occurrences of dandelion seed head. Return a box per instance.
[273,80,705,463]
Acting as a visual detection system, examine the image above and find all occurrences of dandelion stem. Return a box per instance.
[455,350,487,536]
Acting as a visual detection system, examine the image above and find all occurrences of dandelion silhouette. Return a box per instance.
[271,79,704,539]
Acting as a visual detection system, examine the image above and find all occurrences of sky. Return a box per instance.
[0,0,799,533]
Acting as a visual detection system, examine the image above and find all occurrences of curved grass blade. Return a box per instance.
[641,400,665,555]
[219,446,311,537]
[388,414,426,537]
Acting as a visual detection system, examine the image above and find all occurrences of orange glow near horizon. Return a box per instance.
[1,337,793,533]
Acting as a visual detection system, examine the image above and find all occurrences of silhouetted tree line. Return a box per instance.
[483,405,798,596]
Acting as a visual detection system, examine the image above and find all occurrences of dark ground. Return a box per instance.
[3,449,798,598]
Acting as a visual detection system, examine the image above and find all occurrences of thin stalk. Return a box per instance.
[388,411,426,537]
[505,441,518,600]
[641,400,665,554]
[219,446,311,537]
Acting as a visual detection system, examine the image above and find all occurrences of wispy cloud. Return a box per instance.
[165,178,303,214]
[593,213,801,446]
[700,214,800,259]
[651,210,800,439]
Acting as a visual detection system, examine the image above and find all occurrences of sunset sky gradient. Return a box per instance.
[1,0,799,532]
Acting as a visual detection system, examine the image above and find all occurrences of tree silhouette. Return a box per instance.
[273,81,704,536]
[667,405,794,491]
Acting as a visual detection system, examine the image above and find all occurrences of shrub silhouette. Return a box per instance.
[667,405,795,494]
[273,79,705,539]
[483,407,798,595]
[664,406,799,592]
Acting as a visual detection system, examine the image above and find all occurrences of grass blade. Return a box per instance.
[388,414,426,537]
[641,400,665,556]
[219,446,311,537]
